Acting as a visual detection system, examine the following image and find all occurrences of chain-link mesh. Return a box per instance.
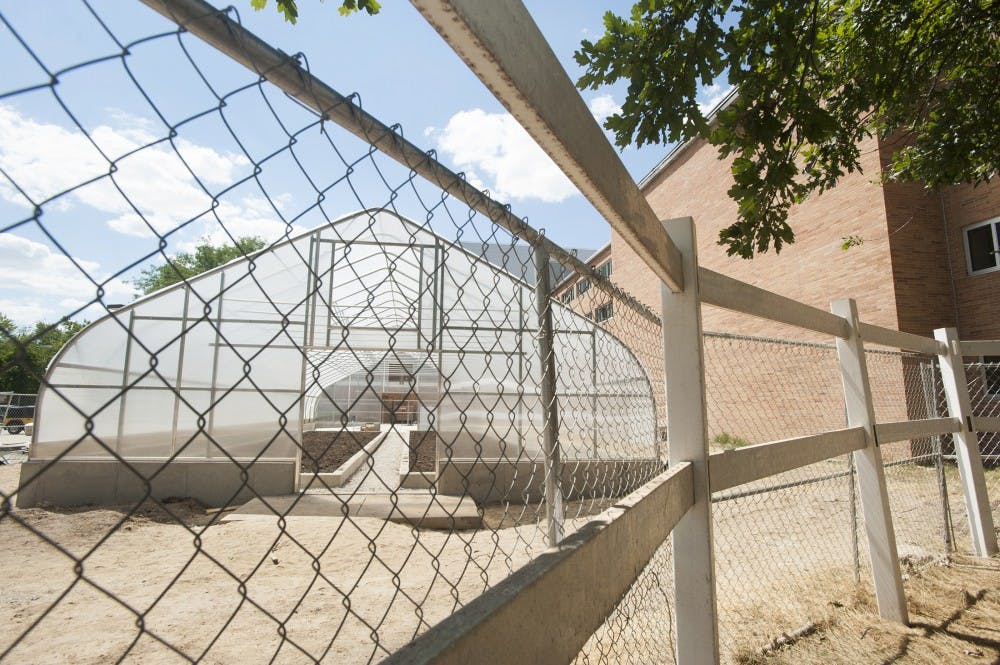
[702,331,855,660]
[0,392,33,464]
[866,351,955,565]
[947,359,1000,553]
[1,2,997,664]
[702,333,968,661]
[0,2,667,662]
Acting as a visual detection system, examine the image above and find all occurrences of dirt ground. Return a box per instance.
[300,430,379,473]
[0,464,551,664]
[1,459,998,664]
[746,556,1000,665]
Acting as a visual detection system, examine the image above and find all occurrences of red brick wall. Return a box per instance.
[878,142,958,337]
[631,136,915,443]
[941,180,1000,340]
[632,135,900,341]
[553,136,1000,453]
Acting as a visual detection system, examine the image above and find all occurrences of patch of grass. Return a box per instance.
[713,432,752,449]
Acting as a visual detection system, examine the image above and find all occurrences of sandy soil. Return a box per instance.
[1,458,997,664]
[1,481,549,662]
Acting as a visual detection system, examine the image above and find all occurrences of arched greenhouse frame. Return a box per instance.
[18,209,659,507]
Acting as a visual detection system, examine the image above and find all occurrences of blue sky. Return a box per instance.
[0,1,730,325]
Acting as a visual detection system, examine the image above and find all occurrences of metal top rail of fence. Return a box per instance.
[1,2,999,665]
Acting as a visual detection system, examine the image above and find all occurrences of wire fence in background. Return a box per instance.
[701,333,975,661]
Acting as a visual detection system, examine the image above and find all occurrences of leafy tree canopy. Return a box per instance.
[250,0,380,23]
[0,317,87,394]
[134,237,266,296]
[576,0,1000,258]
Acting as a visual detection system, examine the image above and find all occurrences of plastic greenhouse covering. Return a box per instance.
[33,210,657,465]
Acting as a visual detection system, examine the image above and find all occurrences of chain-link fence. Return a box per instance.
[0,1,669,662]
[700,333,984,661]
[948,358,1000,553]
[0,2,996,664]
[0,392,33,464]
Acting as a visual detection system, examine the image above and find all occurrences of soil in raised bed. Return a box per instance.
[408,431,437,473]
[301,430,380,473]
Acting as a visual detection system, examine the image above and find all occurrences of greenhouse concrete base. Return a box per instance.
[14,459,295,508]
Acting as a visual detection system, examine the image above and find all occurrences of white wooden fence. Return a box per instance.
[386,1,1000,663]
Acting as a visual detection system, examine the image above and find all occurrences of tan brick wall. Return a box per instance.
[877,142,958,338]
[634,135,900,342]
[941,180,1000,340]
[552,136,1000,456]
[630,136,914,446]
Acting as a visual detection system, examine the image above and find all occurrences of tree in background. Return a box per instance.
[0,316,87,394]
[575,0,1000,258]
[250,0,380,22]
[134,236,266,296]
[254,1,998,258]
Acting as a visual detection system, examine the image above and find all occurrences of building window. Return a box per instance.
[595,260,612,280]
[577,278,591,296]
[964,217,1000,275]
[985,356,1000,396]
[561,289,574,304]
[595,301,613,323]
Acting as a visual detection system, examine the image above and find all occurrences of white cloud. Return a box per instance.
[0,299,50,325]
[0,234,133,324]
[697,83,734,116]
[428,109,577,204]
[588,94,622,123]
[0,104,291,242]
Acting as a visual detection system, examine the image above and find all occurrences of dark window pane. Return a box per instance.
[967,224,998,272]
[595,301,613,323]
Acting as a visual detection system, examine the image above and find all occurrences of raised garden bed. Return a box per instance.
[408,431,437,473]
[301,430,380,473]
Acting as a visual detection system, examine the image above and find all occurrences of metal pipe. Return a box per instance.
[534,244,563,545]
[848,452,860,583]
[922,359,954,553]
[138,0,660,327]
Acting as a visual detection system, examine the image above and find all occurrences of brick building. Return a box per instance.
[556,129,1000,450]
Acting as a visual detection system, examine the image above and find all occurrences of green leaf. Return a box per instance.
[574,0,1000,259]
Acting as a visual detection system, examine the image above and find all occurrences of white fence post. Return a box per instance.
[661,217,720,665]
[934,327,998,556]
[831,299,909,624]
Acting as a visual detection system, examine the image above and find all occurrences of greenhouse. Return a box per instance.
[17,209,659,507]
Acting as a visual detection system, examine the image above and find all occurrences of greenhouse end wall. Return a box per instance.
[18,210,659,508]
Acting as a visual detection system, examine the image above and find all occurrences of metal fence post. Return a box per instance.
[661,217,720,665]
[934,328,998,557]
[831,299,909,624]
[843,404,860,584]
[534,243,564,546]
[920,359,953,554]
[847,453,860,584]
